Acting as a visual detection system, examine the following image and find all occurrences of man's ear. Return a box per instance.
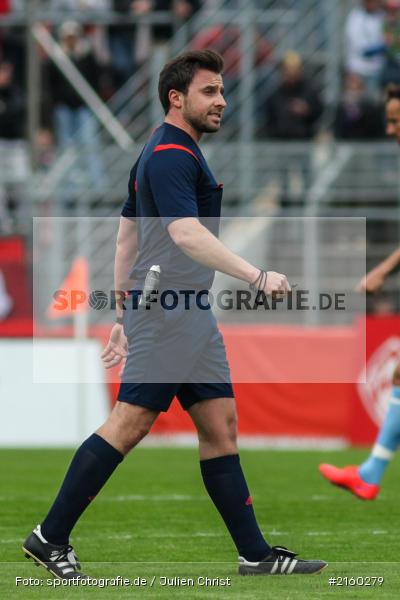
[168,89,183,109]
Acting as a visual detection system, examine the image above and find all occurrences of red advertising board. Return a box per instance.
[128,318,400,446]
[147,325,358,443]
[0,236,32,336]
[349,316,400,445]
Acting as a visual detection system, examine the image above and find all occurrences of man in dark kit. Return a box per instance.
[23,50,326,581]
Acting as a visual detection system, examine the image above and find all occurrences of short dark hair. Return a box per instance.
[386,83,400,103]
[158,50,224,115]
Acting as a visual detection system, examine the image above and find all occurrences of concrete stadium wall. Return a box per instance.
[0,339,109,447]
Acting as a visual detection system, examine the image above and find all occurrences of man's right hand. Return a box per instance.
[356,268,386,294]
[262,271,291,295]
[101,324,128,369]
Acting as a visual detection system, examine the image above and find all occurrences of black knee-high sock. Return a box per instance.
[200,454,271,561]
[41,434,123,545]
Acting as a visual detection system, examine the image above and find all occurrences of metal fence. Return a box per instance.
[2,1,399,321]
[30,140,400,327]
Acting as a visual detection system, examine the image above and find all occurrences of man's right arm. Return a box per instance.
[101,216,138,370]
[115,216,138,318]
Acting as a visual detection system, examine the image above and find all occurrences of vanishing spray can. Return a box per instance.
[139,265,161,308]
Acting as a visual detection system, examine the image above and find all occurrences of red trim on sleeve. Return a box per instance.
[134,180,138,192]
[153,144,199,162]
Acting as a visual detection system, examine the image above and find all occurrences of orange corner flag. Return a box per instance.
[47,256,89,319]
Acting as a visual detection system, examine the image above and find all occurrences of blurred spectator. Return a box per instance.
[46,21,104,193]
[174,0,201,20]
[0,0,24,14]
[0,60,24,139]
[263,52,322,140]
[49,0,111,69]
[381,0,400,86]
[345,0,385,97]
[108,0,137,87]
[0,24,26,88]
[192,24,272,79]
[108,1,201,86]
[192,24,272,128]
[0,0,12,14]
[36,128,56,171]
[0,58,26,232]
[262,52,322,206]
[152,1,201,43]
[50,0,110,12]
[333,72,385,139]
[371,295,396,315]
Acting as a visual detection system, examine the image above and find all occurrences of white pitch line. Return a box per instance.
[134,532,226,539]
[71,532,227,542]
[311,495,330,501]
[102,494,207,502]
[0,494,208,503]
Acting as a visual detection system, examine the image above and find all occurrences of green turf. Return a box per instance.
[1,448,399,599]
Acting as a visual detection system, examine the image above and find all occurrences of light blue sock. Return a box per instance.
[359,386,400,485]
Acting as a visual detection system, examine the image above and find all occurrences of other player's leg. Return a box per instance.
[319,366,400,500]
[188,396,327,575]
[23,402,158,579]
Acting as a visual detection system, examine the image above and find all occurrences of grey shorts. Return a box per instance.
[117,290,234,412]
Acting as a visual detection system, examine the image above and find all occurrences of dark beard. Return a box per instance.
[186,113,220,134]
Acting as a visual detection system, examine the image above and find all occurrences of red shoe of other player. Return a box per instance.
[319,464,380,500]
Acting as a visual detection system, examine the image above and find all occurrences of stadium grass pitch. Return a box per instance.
[1,447,399,599]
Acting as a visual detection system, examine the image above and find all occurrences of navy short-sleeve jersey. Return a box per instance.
[121,122,223,289]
